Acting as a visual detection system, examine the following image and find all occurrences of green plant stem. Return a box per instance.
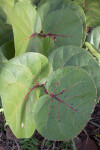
[85,42,100,60]
[71,138,77,150]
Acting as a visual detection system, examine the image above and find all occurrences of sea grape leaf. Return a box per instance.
[39,8,84,55]
[0,0,14,24]
[74,0,100,27]
[22,34,54,57]
[48,45,100,98]
[0,52,49,138]
[37,0,86,45]
[87,26,100,52]
[11,2,42,56]
[33,66,96,140]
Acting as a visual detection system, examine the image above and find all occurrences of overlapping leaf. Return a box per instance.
[0,52,49,138]
[11,0,86,57]
[40,9,84,53]
[74,0,100,27]
[0,0,14,24]
[87,26,100,52]
[33,66,96,140]
[38,0,86,49]
[48,45,100,98]
[11,2,42,56]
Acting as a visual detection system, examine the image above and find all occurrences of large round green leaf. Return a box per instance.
[0,52,49,138]
[87,26,100,52]
[48,45,100,98]
[38,0,86,48]
[40,8,84,55]
[0,0,14,24]
[33,66,96,140]
[11,2,42,56]
[74,0,100,27]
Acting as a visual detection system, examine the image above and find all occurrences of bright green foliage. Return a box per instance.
[38,0,86,47]
[0,53,49,138]
[0,0,14,24]
[11,0,87,57]
[11,2,42,56]
[87,26,100,51]
[33,66,96,140]
[42,9,84,51]
[48,45,100,98]
[0,0,99,142]
[74,0,100,27]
